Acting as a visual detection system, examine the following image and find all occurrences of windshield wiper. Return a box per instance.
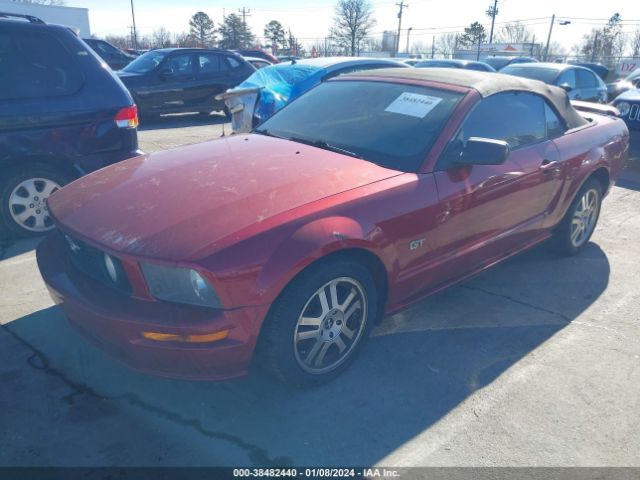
[253,128,290,140]
[254,130,362,159]
[287,136,363,159]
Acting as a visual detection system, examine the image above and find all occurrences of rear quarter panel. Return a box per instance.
[544,115,628,228]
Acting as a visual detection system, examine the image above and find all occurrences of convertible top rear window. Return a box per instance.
[256,80,464,172]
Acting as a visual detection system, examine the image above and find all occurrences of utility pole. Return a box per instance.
[238,7,251,48]
[130,0,138,50]
[431,35,435,58]
[486,0,498,45]
[530,34,536,56]
[591,31,599,62]
[544,14,555,61]
[405,27,412,54]
[238,7,251,26]
[395,1,407,57]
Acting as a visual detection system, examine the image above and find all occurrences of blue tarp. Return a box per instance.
[228,62,326,121]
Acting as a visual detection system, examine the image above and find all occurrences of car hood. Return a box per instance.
[48,134,401,261]
[614,89,640,102]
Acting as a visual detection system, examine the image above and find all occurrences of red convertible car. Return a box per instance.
[37,69,629,385]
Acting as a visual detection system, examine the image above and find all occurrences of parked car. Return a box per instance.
[414,59,496,72]
[235,48,278,64]
[501,63,608,103]
[83,38,136,70]
[244,56,272,70]
[394,58,420,66]
[484,56,539,71]
[0,13,141,238]
[37,68,628,385]
[568,61,609,81]
[218,57,409,133]
[611,88,640,130]
[277,55,300,63]
[607,68,640,101]
[117,48,255,119]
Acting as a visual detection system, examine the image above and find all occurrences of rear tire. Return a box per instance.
[0,164,70,239]
[550,178,602,256]
[257,257,378,387]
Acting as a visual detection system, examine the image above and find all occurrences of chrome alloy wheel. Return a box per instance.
[570,188,600,248]
[9,178,60,232]
[293,277,368,374]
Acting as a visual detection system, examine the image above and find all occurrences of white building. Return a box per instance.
[0,0,90,36]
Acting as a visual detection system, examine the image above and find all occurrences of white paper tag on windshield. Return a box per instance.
[385,92,443,118]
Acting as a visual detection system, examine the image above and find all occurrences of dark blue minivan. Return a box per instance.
[0,13,142,238]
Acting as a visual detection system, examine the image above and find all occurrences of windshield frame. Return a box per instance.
[254,78,468,173]
[122,50,168,74]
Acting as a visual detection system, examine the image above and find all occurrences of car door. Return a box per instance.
[425,92,563,287]
[191,52,229,111]
[575,68,600,102]
[556,69,580,100]
[149,52,197,112]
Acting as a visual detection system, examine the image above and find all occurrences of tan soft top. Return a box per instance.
[344,67,588,129]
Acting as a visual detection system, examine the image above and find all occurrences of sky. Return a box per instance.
[64,0,640,54]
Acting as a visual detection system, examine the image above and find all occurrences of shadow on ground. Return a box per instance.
[0,237,41,261]
[0,242,610,466]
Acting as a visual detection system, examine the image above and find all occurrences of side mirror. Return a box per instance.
[158,68,174,81]
[455,137,510,166]
[559,83,573,92]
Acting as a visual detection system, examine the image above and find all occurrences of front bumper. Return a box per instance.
[36,232,269,381]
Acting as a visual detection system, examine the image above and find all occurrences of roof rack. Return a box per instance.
[0,12,46,24]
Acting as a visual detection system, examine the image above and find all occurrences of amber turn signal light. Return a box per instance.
[142,330,229,344]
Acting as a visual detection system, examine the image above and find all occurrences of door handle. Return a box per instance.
[540,159,558,168]
[540,159,561,176]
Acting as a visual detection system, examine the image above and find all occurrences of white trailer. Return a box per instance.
[0,0,90,36]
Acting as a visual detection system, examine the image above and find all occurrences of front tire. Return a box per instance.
[551,178,602,256]
[257,257,378,386]
[0,164,69,239]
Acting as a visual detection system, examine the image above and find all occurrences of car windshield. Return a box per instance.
[255,80,464,172]
[500,66,559,83]
[121,50,167,74]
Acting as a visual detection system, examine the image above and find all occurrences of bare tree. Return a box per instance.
[578,13,626,64]
[435,33,459,58]
[11,0,66,5]
[631,29,640,57]
[174,31,199,48]
[496,22,532,44]
[330,0,376,56]
[105,35,130,50]
[152,27,172,49]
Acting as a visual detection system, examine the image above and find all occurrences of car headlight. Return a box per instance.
[616,102,630,117]
[140,263,222,308]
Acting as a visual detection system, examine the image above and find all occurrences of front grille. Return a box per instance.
[64,233,131,293]
[628,104,639,122]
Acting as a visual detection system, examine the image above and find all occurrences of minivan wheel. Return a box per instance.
[257,257,378,386]
[0,165,69,238]
[551,178,602,256]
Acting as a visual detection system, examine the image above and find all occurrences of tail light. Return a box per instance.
[114,105,139,128]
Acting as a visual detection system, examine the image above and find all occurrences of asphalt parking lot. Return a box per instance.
[1,118,640,467]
